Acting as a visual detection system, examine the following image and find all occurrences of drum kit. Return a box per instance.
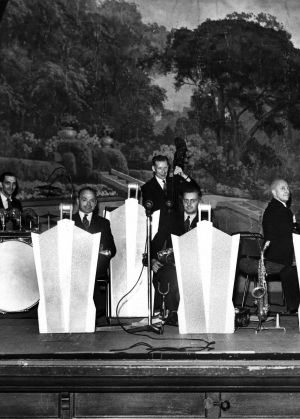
[0,208,59,314]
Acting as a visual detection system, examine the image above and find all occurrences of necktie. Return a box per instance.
[162,180,167,195]
[82,214,89,230]
[184,216,190,232]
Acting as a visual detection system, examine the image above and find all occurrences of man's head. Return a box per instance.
[77,187,98,214]
[182,185,201,215]
[271,179,290,203]
[152,155,169,181]
[0,172,18,198]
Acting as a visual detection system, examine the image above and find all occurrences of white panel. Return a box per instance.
[108,198,148,317]
[32,219,100,333]
[152,209,160,238]
[292,233,300,329]
[173,228,206,334]
[172,221,239,334]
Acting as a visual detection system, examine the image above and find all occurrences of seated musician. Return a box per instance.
[73,186,116,321]
[0,172,22,230]
[262,179,300,314]
[151,184,201,326]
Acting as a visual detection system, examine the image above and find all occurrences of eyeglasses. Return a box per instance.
[183,199,199,204]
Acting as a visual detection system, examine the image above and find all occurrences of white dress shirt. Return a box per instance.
[0,192,10,210]
[79,211,92,224]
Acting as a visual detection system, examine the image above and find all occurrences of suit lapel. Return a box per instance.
[152,177,164,197]
[190,214,199,230]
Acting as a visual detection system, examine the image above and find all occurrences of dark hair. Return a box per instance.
[152,154,169,167]
[182,183,202,198]
[0,172,19,196]
[0,172,17,183]
[77,186,97,199]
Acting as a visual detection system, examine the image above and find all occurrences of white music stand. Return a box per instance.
[32,219,100,333]
[105,198,159,318]
[292,233,300,330]
[172,221,240,334]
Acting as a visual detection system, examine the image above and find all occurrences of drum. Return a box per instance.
[0,240,39,312]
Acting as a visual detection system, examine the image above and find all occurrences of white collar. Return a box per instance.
[0,192,10,208]
[155,176,166,188]
[184,212,197,223]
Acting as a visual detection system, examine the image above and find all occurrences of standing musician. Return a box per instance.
[141,138,201,217]
[150,184,201,326]
[262,179,300,314]
[73,186,116,321]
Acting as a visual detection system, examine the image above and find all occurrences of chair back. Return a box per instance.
[238,232,264,259]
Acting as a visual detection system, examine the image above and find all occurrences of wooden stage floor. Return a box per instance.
[1,315,300,418]
[0,313,299,358]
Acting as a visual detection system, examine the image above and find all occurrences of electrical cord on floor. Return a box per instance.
[115,263,146,336]
[110,339,215,355]
[113,239,216,350]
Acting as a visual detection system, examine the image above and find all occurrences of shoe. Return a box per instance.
[165,311,178,326]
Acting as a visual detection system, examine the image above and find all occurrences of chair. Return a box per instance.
[236,232,263,307]
[235,232,285,310]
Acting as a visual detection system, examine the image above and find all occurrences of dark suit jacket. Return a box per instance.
[0,195,22,211]
[262,198,294,266]
[73,212,116,277]
[141,175,200,214]
[73,212,116,256]
[151,211,199,259]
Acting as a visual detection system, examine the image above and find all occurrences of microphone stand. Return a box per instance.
[130,204,164,334]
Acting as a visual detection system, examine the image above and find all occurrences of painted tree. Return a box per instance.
[0,0,167,140]
[164,13,300,165]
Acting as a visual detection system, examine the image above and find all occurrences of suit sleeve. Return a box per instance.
[101,219,116,258]
[141,183,150,207]
[151,218,172,259]
[262,209,276,242]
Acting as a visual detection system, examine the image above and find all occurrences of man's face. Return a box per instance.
[272,180,290,203]
[152,160,168,180]
[2,175,17,197]
[182,192,200,215]
[78,189,97,214]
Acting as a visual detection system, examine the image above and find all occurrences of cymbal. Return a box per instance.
[39,213,59,219]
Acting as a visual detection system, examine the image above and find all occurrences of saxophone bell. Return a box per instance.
[252,285,266,299]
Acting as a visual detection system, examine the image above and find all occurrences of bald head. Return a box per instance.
[271,179,290,203]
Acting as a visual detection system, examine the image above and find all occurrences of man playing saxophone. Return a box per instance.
[262,179,300,314]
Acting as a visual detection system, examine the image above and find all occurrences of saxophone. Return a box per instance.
[252,240,270,323]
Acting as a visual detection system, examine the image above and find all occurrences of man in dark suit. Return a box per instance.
[73,186,116,320]
[151,184,201,325]
[262,179,300,313]
[141,154,200,216]
[0,172,22,211]
[0,172,22,229]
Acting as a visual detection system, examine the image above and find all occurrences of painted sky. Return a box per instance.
[131,0,300,111]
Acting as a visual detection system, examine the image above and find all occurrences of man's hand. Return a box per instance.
[151,258,163,273]
[99,245,111,257]
[174,165,190,181]
[100,249,111,257]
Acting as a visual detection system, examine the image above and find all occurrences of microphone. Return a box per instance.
[144,200,153,217]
